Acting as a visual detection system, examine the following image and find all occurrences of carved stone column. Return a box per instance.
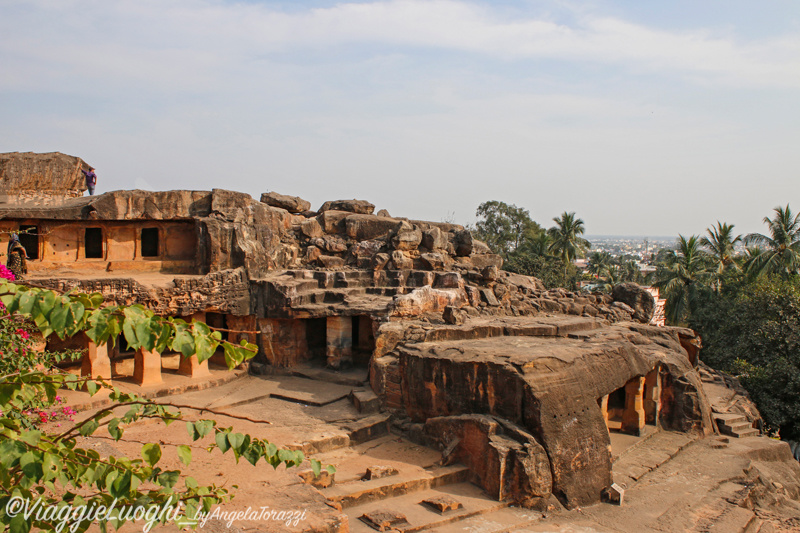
[622,376,646,436]
[326,316,353,369]
[81,339,112,381]
[134,348,162,386]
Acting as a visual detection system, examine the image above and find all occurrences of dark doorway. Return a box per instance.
[85,228,103,259]
[205,313,228,342]
[305,318,327,361]
[19,225,38,260]
[141,228,159,257]
[352,315,375,366]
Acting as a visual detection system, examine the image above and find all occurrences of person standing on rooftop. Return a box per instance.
[81,166,97,195]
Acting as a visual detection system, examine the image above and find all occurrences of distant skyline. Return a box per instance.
[1,1,798,235]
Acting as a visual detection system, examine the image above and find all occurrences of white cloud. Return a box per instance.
[2,0,800,91]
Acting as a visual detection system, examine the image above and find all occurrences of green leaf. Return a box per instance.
[107,418,123,440]
[227,433,245,455]
[19,430,41,446]
[48,297,71,338]
[172,328,195,357]
[215,431,231,453]
[141,443,162,466]
[243,444,261,466]
[157,470,179,489]
[79,420,100,437]
[310,458,322,477]
[177,445,192,466]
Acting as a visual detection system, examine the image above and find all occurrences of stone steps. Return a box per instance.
[714,412,760,438]
[287,413,391,455]
[345,483,511,533]
[323,464,471,509]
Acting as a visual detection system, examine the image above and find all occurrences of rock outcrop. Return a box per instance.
[612,282,655,323]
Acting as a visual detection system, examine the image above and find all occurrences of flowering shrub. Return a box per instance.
[0,265,14,281]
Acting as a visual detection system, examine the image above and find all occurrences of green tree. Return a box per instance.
[700,222,741,277]
[691,276,800,439]
[547,212,590,279]
[473,201,542,258]
[0,280,331,532]
[652,235,713,325]
[744,204,800,278]
[505,254,581,290]
[587,252,612,277]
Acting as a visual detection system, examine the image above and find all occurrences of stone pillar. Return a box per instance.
[134,348,163,386]
[326,316,353,369]
[621,376,646,436]
[178,353,211,378]
[81,340,112,381]
[644,368,661,425]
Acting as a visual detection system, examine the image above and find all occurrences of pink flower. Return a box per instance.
[0,265,15,281]
[16,329,30,340]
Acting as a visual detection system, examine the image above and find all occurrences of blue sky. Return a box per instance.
[1,1,798,236]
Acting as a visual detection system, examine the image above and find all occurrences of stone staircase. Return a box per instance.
[309,434,545,532]
[714,412,760,438]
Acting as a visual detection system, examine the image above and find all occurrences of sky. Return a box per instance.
[1,0,799,236]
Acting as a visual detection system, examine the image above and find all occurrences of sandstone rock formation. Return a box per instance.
[0,154,730,513]
[0,152,89,202]
[612,282,655,323]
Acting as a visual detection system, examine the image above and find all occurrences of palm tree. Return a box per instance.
[521,231,554,257]
[652,235,712,325]
[700,222,741,275]
[744,205,800,278]
[548,212,590,278]
[587,251,612,278]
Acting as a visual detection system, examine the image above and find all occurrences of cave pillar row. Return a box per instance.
[622,376,646,435]
[178,311,211,378]
[326,316,353,369]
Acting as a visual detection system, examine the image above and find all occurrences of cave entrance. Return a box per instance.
[305,318,328,362]
[352,315,375,367]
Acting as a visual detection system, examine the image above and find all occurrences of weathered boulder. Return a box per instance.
[420,253,446,271]
[612,283,655,323]
[442,305,466,325]
[391,250,413,270]
[371,252,390,271]
[391,221,423,251]
[319,199,375,215]
[390,286,466,317]
[0,151,88,193]
[376,209,391,217]
[453,230,473,256]
[317,255,345,268]
[299,218,324,239]
[345,214,399,241]
[422,227,448,251]
[260,191,311,213]
[316,210,350,234]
